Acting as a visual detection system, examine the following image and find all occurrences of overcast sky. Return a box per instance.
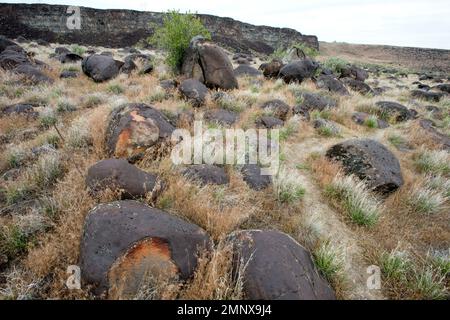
[4,0,450,49]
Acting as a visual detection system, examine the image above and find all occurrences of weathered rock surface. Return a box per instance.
[278,59,319,83]
[183,164,229,186]
[179,78,208,107]
[255,116,284,129]
[234,65,262,77]
[411,89,443,102]
[260,99,290,121]
[259,59,284,78]
[182,37,238,90]
[79,200,211,297]
[374,101,415,122]
[342,78,373,95]
[418,119,450,150]
[105,103,175,159]
[204,109,238,126]
[326,139,404,195]
[82,54,122,82]
[86,159,160,199]
[240,165,271,190]
[228,230,336,300]
[296,92,337,111]
[315,75,349,96]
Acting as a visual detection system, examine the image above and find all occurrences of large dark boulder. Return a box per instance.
[278,59,319,83]
[229,230,336,300]
[204,109,238,126]
[295,92,337,111]
[105,103,175,159]
[260,99,291,121]
[79,200,211,297]
[259,59,284,78]
[82,54,122,82]
[0,36,16,54]
[315,75,350,96]
[340,65,369,81]
[411,90,443,102]
[13,64,53,83]
[182,37,238,90]
[86,159,160,199]
[183,164,229,186]
[326,139,403,195]
[179,78,208,107]
[418,119,450,150]
[255,115,284,129]
[342,78,373,95]
[374,101,415,122]
[241,165,271,190]
[2,103,38,118]
[0,49,29,70]
[58,52,83,64]
[435,84,450,94]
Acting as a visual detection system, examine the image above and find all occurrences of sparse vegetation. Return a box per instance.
[325,174,381,226]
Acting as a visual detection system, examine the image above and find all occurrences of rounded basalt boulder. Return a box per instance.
[259,59,284,78]
[86,159,161,199]
[181,37,238,90]
[315,75,350,96]
[374,101,415,122]
[82,54,123,82]
[411,90,444,102]
[228,230,336,300]
[342,78,373,95]
[183,164,229,186]
[204,109,239,126]
[260,99,291,121]
[234,65,262,77]
[79,200,211,297]
[255,115,284,129]
[326,139,404,195]
[295,92,337,111]
[105,103,175,159]
[278,59,319,84]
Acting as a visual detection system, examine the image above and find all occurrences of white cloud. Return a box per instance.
[3,0,450,49]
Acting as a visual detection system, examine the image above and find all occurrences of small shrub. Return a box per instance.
[39,108,57,128]
[0,225,28,259]
[325,174,381,226]
[313,241,344,283]
[388,134,407,148]
[149,10,211,70]
[364,116,378,128]
[414,149,450,175]
[70,44,86,56]
[292,42,319,58]
[56,99,77,113]
[380,250,411,281]
[323,57,349,75]
[147,87,167,103]
[28,154,64,188]
[66,117,92,149]
[6,147,28,168]
[414,267,447,300]
[406,184,446,214]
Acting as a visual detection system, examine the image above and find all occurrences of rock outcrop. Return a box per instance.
[0,3,319,54]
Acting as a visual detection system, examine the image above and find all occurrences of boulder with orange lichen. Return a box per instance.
[105,103,175,160]
[79,200,211,298]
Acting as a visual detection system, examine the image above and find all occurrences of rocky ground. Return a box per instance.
[0,35,449,300]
